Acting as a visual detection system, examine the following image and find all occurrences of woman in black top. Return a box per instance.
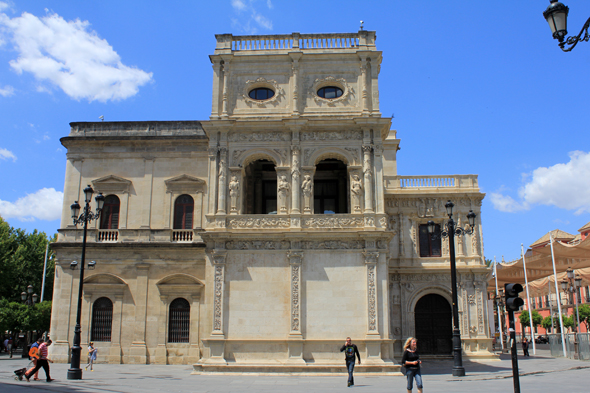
[401,337,423,393]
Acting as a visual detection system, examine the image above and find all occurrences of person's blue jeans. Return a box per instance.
[346,360,355,385]
[406,368,423,390]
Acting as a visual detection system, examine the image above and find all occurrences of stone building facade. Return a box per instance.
[50,31,492,371]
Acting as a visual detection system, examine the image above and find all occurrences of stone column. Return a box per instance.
[216,148,228,214]
[290,146,301,214]
[188,294,201,363]
[110,294,123,364]
[211,60,222,118]
[154,295,168,364]
[287,250,305,363]
[141,158,155,228]
[373,143,385,214]
[360,57,370,114]
[120,191,129,229]
[364,251,380,335]
[207,147,218,216]
[398,213,405,258]
[209,250,227,364]
[362,145,374,213]
[290,53,302,116]
[456,217,464,256]
[221,61,230,118]
[129,263,150,364]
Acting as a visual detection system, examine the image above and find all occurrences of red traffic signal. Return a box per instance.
[504,283,524,312]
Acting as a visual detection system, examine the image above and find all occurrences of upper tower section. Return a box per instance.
[209,31,382,120]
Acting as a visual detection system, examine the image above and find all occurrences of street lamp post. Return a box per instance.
[427,201,476,377]
[20,285,39,358]
[543,0,590,52]
[67,185,104,380]
[560,267,582,359]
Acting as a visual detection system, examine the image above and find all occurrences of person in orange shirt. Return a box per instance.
[28,338,43,380]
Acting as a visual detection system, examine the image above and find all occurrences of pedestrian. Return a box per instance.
[85,342,97,371]
[522,337,530,357]
[401,337,423,393]
[340,336,361,387]
[29,338,43,380]
[7,337,13,358]
[24,338,54,382]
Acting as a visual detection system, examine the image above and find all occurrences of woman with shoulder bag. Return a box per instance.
[401,337,423,393]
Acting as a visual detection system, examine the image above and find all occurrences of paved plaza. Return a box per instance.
[1,346,588,392]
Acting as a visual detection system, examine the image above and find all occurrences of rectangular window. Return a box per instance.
[419,224,441,257]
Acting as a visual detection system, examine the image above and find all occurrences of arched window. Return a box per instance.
[174,195,194,229]
[91,297,113,342]
[100,195,120,229]
[243,159,277,214]
[168,298,190,343]
[314,159,348,214]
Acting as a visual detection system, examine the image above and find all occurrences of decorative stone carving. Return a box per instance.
[410,219,417,256]
[398,213,405,258]
[300,240,364,250]
[287,251,303,334]
[242,77,284,107]
[344,147,360,164]
[456,218,464,256]
[417,198,437,218]
[472,225,480,256]
[362,145,374,213]
[469,325,478,335]
[228,131,289,142]
[301,174,312,213]
[227,217,290,229]
[211,251,226,334]
[301,130,362,141]
[225,240,290,250]
[274,149,288,164]
[278,175,290,213]
[310,76,354,106]
[229,176,240,213]
[476,287,484,334]
[366,263,378,332]
[468,294,476,305]
[351,174,362,212]
[364,216,375,227]
[303,216,364,228]
[393,327,402,336]
[303,148,316,164]
[231,149,246,166]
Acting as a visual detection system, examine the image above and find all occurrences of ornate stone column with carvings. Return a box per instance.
[287,250,305,363]
[364,251,379,335]
[362,145,374,213]
[212,251,226,336]
[277,172,290,214]
[373,143,385,214]
[301,171,313,214]
[216,148,228,214]
[290,146,301,214]
[456,217,464,256]
[360,57,370,114]
[208,147,218,216]
[221,61,230,118]
[290,54,302,116]
[398,213,405,258]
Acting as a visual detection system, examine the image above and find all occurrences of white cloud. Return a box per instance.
[0,187,63,221]
[0,84,14,96]
[0,10,152,102]
[491,151,590,214]
[230,0,273,34]
[0,147,16,161]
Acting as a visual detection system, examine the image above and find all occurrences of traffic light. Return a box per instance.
[504,283,524,312]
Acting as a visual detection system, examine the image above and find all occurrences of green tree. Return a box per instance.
[0,216,56,302]
[562,314,577,332]
[578,304,590,332]
[519,309,543,333]
[541,316,554,331]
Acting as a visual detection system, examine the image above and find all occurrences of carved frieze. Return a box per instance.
[213,264,224,332]
[367,264,377,332]
[303,216,364,228]
[225,240,290,250]
[301,130,362,141]
[227,217,291,229]
[300,240,364,250]
[228,131,289,142]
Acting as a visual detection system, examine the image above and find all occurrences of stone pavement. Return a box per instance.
[0,345,588,392]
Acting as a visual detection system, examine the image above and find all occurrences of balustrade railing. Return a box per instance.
[172,229,193,242]
[385,175,479,190]
[97,230,118,242]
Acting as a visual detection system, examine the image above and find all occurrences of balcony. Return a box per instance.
[97,230,118,242]
[384,175,479,192]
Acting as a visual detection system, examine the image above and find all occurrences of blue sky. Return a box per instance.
[0,0,589,262]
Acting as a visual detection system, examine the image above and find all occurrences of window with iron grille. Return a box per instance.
[100,195,120,229]
[168,298,190,343]
[91,297,113,342]
[174,195,194,229]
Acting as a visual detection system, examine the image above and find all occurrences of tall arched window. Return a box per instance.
[243,159,277,214]
[168,298,190,343]
[100,195,120,229]
[174,195,194,229]
[314,159,348,214]
[91,297,113,342]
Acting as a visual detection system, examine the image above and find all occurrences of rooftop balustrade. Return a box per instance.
[385,175,479,191]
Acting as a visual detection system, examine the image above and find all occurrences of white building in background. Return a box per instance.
[50,30,492,372]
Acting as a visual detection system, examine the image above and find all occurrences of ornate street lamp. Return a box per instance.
[427,201,476,377]
[67,185,104,380]
[20,284,39,358]
[543,1,590,51]
[560,267,582,359]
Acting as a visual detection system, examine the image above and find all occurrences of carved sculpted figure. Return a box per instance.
[301,175,312,213]
[351,175,362,212]
[229,176,240,213]
[278,175,290,213]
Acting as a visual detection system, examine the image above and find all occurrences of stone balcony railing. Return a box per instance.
[384,175,479,191]
[58,228,204,244]
[97,229,118,242]
[214,31,377,54]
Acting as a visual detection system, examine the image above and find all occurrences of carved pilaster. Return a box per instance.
[287,251,303,335]
[398,213,405,258]
[471,224,480,257]
[362,145,374,213]
[277,170,290,214]
[456,217,464,256]
[208,147,218,215]
[301,170,313,214]
[212,251,226,335]
[221,62,230,117]
[364,251,379,334]
[228,170,240,214]
[291,146,301,214]
[360,58,370,114]
[216,148,228,214]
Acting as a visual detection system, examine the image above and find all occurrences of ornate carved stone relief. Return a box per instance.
[417,198,437,218]
[344,147,360,164]
[303,216,364,228]
[227,217,291,229]
[301,130,362,141]
[300,240,364,250]
[228,131,289,142]
[242,77,284,107]
[366,263,378,332]
[309,76,354,106]
[225,240,290,250]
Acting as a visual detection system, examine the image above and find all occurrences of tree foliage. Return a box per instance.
[562,314,577,331]
[0,299,52,336]
[541,316,554,330]
[578,304,590,332]
[519,309,543,328]
[0,216,56,302]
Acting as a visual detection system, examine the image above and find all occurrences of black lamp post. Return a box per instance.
[560,267,582,359]
[427,201,476,377]
[543,0,590,51]
[20,285,38,358]
[67,185,104,380]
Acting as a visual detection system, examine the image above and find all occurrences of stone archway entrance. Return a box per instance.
[414,294,452,355]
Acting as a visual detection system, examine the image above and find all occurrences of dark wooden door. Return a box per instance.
[414,294,452,355]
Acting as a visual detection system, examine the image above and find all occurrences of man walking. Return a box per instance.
[340,337,361,387]
[25,339,54,382]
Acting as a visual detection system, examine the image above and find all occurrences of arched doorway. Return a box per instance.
[414,294,452,355]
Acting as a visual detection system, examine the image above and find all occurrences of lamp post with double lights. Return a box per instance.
[543,0,590,52]
[67,185,104,380]
[20,285,39,358]
[560,267,582,359]
[427,201,476,377]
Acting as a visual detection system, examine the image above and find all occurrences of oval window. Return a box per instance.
[317,86,343,99]
[249,88,275,100]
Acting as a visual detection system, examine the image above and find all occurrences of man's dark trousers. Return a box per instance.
[26,359,50,381]
[346,359,355,385]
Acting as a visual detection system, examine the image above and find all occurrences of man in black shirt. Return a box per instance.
[340,337,361,387]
